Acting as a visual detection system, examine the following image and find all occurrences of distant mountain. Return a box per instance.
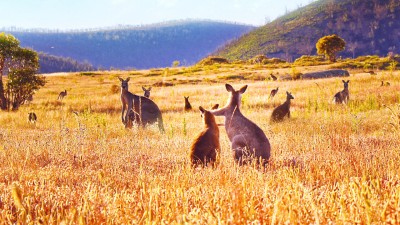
[38,52,95,74]
[216,0,400,61]
[2,20,254,70]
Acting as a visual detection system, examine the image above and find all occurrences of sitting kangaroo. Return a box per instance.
[142,86,152,98]
[271,91,294,122]
[190,106,220,167]
[333,80,350,104]
[119,77,164,131]
[184,96,192,111]
[211,84,271,166]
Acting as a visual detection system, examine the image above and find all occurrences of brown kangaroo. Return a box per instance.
[58,90,67,100]
[119,77,164,131]
[190,106,220,167]
[333,80,350,104]
[271,91,294,122]
[142,86,152,98]
[210,84,271,166]
[269,87,279,99]
[184,96,192,111]
[270,74,277,81]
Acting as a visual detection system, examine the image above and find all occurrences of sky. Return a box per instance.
[1,0,315,30]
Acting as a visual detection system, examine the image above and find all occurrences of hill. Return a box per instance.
[216,0,400,61]
[2,20,254,70]
[38,53,95,73]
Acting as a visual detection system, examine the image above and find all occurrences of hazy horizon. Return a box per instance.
[1,0,314,30]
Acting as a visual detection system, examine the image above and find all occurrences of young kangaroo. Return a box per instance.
[381,81,390,87]
[333,80,350,104]
[271,91,294,122]
[119,77,164,131]
[190,106,220,167]
[28,112,37,123]
[210,84,271,166]
[58,90,67,100]
[269,87,279,99]
[142,86,152,98]
[184,96,192,111]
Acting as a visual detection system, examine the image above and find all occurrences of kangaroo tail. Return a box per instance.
[157,113,165,133]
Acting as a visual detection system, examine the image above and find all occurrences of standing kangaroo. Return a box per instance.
[142,86,152,98]
[333,80,350,104]
[58,90,67,100]
[184,96,192,111]
[119,77,164,131]
[269,87,279,99]
[210,84,271,166]
[190,106,220,167]
[271,91,294,122]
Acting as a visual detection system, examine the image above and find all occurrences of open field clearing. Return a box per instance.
[1,65,400,224]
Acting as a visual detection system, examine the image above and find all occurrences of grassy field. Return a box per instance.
[0,64,400,224]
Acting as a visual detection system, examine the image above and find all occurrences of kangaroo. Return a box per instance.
[28,112,37,123]
[184,96,192,111]
[381,81,390,87]
[269,87,279,99]
[58,90,67,100]
[142,86,152,98]
[190,106,220,167]
[333,80,350,104]
[271,91,294,122]
[210,84,271,166]
[119,77,164,131]
[270,74,277,81]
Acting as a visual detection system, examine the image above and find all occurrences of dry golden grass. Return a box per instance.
[0,65,400,224]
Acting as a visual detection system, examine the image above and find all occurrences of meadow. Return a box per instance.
[0,64,400,224]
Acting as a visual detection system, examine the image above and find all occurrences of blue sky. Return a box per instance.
[1,0,315,29]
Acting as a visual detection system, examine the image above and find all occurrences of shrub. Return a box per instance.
[294,55,326,66]
[197,56,230,66]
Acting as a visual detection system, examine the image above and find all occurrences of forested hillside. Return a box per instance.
[2,20,254,70]
[216,0,400,61]
[38,53,95,73]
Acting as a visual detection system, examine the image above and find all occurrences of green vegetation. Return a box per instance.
[0,33,45,111]
[316,34,346,62]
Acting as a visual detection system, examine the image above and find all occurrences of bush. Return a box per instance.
[294,55,327,66]
[197,56,230,66]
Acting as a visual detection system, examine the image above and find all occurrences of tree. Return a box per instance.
[316,34,346,62]
[0,33,45,111]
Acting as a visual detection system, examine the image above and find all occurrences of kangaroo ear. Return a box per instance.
[342,80,345,83]
[347,80,350,83]
[239,85,248,94]
[126,77,130,82]
[142,86,146,91]
[225,84,235,92]
[199,106,205,113]
[118,77,123,82]
[211,104,219,110]
[149,87,152,91]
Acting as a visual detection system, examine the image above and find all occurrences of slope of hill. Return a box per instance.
[2,20,254,70]
[216,0,400,61]
[38,53,95,74]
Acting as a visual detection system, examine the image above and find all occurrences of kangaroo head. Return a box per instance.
[199,106,217,127]
[342,80,350,89]
[286,91,294,100]
[225,83,247,108]
[119,77,130,90]
[142,86,151,98]
[184,96,190,101]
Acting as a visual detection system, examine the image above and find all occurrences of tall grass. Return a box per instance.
[0,66,399,224]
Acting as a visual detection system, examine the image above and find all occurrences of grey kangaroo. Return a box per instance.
[211,84,271,166]
[333,80,350,104]
[119,77,164,131]
[271,91,294,122]
[142,86,152,98]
